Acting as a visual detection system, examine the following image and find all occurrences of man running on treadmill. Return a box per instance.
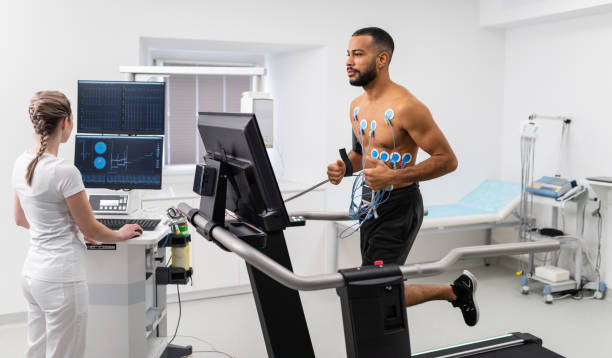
[327,27,478,326]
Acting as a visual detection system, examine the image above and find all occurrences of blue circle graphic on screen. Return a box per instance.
[94,141,107,154]
[94,157,106,170]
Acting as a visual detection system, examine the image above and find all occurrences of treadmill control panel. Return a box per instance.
[287,215,306,227]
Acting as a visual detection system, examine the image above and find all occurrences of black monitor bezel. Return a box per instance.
[74,134,164,190]
[77,80,166,135]
[197,112,289,232]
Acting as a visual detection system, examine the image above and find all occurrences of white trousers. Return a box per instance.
[21,276,88,358]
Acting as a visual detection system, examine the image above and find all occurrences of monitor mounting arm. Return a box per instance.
[191,158,267,250]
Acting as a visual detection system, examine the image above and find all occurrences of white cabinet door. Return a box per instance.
[188,198,242,290]
[283,190,336,275]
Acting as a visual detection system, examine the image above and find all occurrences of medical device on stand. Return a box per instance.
[518,114,606,303]
[80,80,193,358]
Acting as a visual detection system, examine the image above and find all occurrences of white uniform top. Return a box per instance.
[12,152,87,282]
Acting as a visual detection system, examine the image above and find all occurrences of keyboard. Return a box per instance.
[97,218,161,231]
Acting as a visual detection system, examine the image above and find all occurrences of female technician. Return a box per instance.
[12,91,142,358]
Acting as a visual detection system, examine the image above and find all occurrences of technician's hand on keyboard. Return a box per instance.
[118,224,144,241]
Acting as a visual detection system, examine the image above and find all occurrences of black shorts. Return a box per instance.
[360,183,424,266]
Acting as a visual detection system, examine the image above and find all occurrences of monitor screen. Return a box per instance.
[197,112,289,232]
[77,80,165,134]
[75,135,163,189]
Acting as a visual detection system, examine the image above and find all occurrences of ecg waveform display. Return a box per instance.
[75,135,163,189]
[77,81,165,134]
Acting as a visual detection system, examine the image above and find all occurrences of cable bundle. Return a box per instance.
[339,108,399,239]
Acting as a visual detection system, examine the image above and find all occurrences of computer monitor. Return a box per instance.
[77,80,165,135]
[197,112,289,232]
[75,135,163,189]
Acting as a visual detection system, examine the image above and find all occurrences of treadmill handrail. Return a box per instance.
[290,211,353,221]
[178,203,559,291]
[290,209,428,220]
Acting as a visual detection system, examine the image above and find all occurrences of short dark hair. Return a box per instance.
[352,27,395,62]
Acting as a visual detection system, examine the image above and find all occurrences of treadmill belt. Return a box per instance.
[468,343,564,358]
[413,333,565,358]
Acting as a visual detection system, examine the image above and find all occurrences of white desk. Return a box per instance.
[85,225,174,358]
[586,180,612,287]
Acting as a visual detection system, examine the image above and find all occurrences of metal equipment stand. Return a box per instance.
[520,189,596,303]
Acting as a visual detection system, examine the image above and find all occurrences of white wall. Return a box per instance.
[267,47,328,184]
[498,11,612,281]
[0,0,505,316]
[480,0,612,27]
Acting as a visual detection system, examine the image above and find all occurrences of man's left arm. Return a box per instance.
[363,103,457,189]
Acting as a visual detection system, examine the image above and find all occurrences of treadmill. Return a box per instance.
[178,111,565,358]
[181,203,563,358]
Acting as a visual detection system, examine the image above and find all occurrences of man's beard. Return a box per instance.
[349,61,377,87]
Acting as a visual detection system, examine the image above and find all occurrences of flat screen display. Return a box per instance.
[75,135,163,189]
[77,80,165,135]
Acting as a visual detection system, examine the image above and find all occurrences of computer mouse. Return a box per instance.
[135,229,143,235]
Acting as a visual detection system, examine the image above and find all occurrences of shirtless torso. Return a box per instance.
[350,83,434,189]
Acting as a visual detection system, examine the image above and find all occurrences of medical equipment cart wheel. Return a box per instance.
[594,283,607,299]
[544,285,553,304]
[520,275,530,295]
